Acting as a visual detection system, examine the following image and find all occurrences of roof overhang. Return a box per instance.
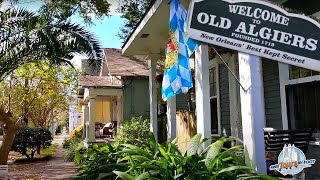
[122,0,191,58]
[122,0,320,57]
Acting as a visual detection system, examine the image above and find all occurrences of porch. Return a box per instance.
[78,76,123,145]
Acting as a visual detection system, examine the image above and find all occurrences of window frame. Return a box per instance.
[209,59,221,136]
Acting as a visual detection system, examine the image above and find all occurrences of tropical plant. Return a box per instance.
[11,127,53,159]
[64,126,84,161]
[74,134,278,180]
[0,7,103,165]
[65,141,86,162]
[113,134,278,180]
[116,116,150,147]
[74,142,129,180]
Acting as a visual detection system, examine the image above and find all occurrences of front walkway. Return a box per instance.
[41,131,78,180]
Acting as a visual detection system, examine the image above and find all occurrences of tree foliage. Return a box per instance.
[0,0,110,24]
[38,0,111,24]
[0,62,79,127]
[1,0,153,42]
[117,0,153,42]
[0,8,103,79]
[0,7,102,165]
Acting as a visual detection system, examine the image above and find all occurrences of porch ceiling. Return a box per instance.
[122,0,190,57]
[122,0,320,57]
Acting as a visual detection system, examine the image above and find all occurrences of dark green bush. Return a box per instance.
[62,139,71,149]
[116,116,150,146]
[11,127,52,159]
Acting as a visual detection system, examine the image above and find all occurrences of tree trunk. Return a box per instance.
[30,150,36,159]
[0,123,18,164]
[0,109,19,165]
[37,146,41,155]
[23,77,29,125]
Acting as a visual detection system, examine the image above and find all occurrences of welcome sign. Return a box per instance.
[188,0,320,71]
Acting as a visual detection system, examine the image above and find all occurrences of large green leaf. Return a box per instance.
[187,134,202,156]
[121,144,153,159]
[205,139,224,169]
[149,133,157,154]
[158,144,169,160]
[237,173,280,180]
[213,166,251,178]
[121,155,151,163]
[113,171,134,180]
[97,172,114,180]
[135,170,160,180]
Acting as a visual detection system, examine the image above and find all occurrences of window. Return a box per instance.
[209,62,220,135]
[290,66,320,79]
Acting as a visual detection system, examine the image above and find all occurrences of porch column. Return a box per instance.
[278,62,289,130]
[167,96,176,141]
[82,104,89,140]
[195,44,211,148]
[238,52,267,174]
[88,97,96,142]
[228,54,242,141]
[149,59,158,143]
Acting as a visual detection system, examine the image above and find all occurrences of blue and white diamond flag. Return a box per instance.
[162,0,199,101]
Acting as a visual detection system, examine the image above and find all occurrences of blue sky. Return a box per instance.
[13,0,125,49]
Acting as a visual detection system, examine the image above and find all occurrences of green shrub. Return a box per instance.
[64,135,83,161]
[75,134,278,180]
[62,139,71,149]
[11,127,53,159]
[65,141,86,162]
[64,125,84,161]
[112,134,278,179]
[74,142,128,180]
[116,116,150,146]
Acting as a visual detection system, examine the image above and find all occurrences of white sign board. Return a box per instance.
[0,165,8,178]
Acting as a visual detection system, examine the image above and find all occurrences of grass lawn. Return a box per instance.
[9,143,58,162]
[34,143,58,158]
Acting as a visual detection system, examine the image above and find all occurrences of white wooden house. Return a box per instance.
[121,0,320,177]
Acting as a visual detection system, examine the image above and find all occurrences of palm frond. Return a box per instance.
[0,8,103,79]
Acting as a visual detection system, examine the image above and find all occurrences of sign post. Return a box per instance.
[238,52,267,173]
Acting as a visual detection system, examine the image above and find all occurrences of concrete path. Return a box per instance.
[41,131,78,180]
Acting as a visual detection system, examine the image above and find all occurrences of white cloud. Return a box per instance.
[108,0,122,16]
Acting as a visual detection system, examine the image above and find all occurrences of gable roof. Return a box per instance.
[79,76,122,88]
[101,48,149,77]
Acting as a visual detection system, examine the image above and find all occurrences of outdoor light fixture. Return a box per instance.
[140,33,150,38]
